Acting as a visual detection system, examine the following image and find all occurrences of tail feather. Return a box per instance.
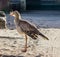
[39,33,49,40]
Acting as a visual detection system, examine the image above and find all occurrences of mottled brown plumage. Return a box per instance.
[10,10,49,52]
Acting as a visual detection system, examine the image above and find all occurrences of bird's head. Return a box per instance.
[10,10,21,19]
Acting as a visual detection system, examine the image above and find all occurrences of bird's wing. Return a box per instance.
[19,20,37,32]
[18,20,49,40]
[18,20,39,39]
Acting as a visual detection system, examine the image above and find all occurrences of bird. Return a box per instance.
[0,11,6,17]
[0,11,7,29]
[10,10,49,52]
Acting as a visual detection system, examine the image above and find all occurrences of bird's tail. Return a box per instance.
[39,33,49,40]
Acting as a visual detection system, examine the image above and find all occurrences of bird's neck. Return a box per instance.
[15,16,19,23]
[14,13,22,25]
[15,14,21,21]
[14,15,21,26]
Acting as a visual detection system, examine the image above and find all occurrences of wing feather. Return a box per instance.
[19,20,37,32]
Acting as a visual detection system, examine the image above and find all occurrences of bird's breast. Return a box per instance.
[16,26,24,34]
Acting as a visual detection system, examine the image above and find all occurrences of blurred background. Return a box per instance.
[0,0,60,12]
[1,0,60,29]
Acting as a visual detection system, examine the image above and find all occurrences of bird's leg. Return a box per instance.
[21,34,27,52]
[25,34,27,51]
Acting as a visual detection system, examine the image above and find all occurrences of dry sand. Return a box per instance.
[0,28,60,57]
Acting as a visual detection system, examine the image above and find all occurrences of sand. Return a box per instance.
[0,28,60,57]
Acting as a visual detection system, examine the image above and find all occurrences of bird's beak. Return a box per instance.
[10,12,15,17]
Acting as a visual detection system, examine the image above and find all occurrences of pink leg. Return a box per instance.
[21,34,27,52]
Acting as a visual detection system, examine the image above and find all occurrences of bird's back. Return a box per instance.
[15,19,37,32]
